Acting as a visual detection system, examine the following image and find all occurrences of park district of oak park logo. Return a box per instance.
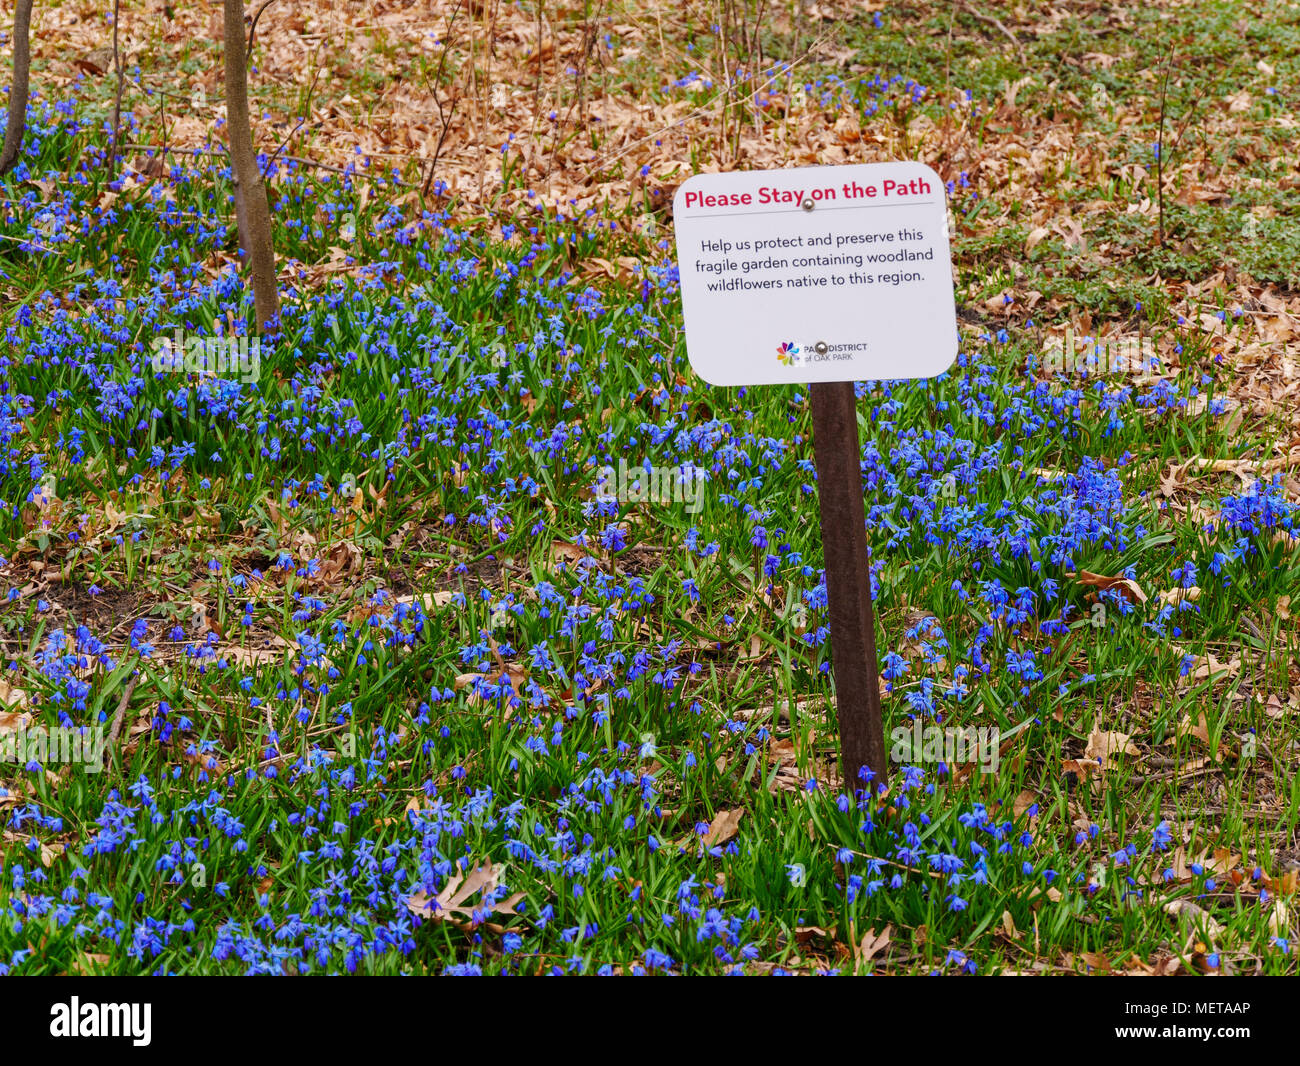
[776,341,801,366]
[49,998,151,1046]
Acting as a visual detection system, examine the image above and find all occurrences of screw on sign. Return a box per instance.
[672,162,958,789]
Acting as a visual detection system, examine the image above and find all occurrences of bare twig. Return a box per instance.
[420,0,465,199]
[120,142,412,184]
[958,2,1027,63]
[261,65,323,177]
[0,229,55,253]
[247,0,280,57]
[107,675,139,773]
[158,69,169,169]
[580,24,839,184]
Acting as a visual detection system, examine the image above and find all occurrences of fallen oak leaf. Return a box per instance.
[855,924,891,964]
[406,862,525,924]
[1026,884,1064,906]
[793,925,834,946]
[1159,458,1194,498]
[1152,955,1182,976]
[1069,569,1148,605]
[1061,757,1102,779]
[1208,848,1242,876]
[2,831,62,867]
[0,709,32,732]
[1084,725,1141,764]
[73,59,106,78]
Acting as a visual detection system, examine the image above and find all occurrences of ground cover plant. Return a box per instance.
[0,0,1297,976]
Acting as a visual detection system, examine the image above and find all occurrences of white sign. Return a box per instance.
[673,162,958,386]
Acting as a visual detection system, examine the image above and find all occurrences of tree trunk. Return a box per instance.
[223,0,279,330]
[0,0,33,176]
[108,0,124,175]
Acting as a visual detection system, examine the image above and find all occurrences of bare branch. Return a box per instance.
[247,0,280,57]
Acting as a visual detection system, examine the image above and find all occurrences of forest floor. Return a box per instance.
[0,0,1296,974]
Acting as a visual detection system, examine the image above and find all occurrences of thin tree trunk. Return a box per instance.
[108,0,124,175]
[0,0,34,176]
[223,0,279,330]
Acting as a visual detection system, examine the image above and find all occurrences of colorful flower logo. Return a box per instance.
[776,342,800,365]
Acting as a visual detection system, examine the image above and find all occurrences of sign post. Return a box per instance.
[808,379,889,785]
[672,162,958,789]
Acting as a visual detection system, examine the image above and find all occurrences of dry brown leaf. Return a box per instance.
[395,590,454,612]
[407,862,525,924]
[1163,898,1226,942]
[3,831,62,867]
[1012,790,1040,820]
[1208,848,1241,876]
[1077,951,1112,973]
[454,664,527,707]
[226,646,281,668]
[856,924,891,963]
[0,710,32,733]
[1157,586,1200,607]
[1188,652,1240,682]
[1062,757,1102,779]
[1178,713,1217,757]
[701,807,744,849]
[1265,868,1299,896]
[1267,898,1290,938]
[1159,459,1192,498]
[549,540,589,566]
[1024,225,1051,252]
[1084,726,1140,764]
[1070,569,1148,604]
[69,952,112,975]
[0,679,29,710]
